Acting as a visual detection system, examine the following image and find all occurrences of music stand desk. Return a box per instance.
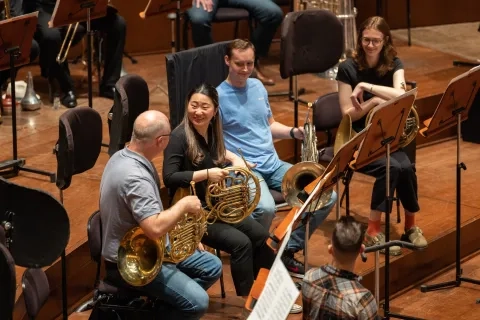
[351,89,422,320]
[419,65,480,295]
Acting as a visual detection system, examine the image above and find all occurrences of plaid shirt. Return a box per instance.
[302,264,378,320]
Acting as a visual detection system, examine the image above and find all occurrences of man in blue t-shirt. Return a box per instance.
[217,39,338,278]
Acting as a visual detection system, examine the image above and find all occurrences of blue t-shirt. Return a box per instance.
[217,78,281,175]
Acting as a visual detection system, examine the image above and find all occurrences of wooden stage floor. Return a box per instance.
[2,39,480,320]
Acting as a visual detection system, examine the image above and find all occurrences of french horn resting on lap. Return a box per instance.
[117,149,260,286]
[333,101,420,155]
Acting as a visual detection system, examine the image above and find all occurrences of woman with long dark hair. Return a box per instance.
[336,16,427,254]
[162,84,294,308]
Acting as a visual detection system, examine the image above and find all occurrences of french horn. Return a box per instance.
[282,103,333,210]
[333,103,420,155]
[205,148,261,225]
[117,181,206,287]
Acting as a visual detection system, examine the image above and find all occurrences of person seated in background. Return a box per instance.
[336,16,427,255]
[302,216,378,320]
[217,39,338,278]
[99,110,222,320]
[187,0,283,86]
[25,0,126,108]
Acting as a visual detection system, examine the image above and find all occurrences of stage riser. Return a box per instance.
[361,217,480,302]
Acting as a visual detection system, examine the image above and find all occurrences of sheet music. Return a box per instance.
[248,228,300,320]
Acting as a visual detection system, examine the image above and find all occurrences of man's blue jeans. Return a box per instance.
[187,0,283,58]
[251,161,338,252]
[106,250,222,320]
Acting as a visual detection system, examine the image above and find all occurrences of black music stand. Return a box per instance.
[419,66,480,294]
[0,177,70,318]
[352,89,424,320]
[0,13,56,182]
[49,0,109,109]
[298,126,369,272]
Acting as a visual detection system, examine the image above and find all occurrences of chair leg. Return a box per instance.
[215,249,226,298]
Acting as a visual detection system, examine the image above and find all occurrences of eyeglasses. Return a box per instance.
[361,37,384,47]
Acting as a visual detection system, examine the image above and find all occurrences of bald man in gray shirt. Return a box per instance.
[100,110,222,320]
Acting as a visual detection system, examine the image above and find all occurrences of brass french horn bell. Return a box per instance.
[333,113,356,155]
[117,226,165,287]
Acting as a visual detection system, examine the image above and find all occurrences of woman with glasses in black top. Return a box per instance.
[336,16,427,255]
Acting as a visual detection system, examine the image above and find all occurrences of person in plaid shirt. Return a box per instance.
[301,216,378,320]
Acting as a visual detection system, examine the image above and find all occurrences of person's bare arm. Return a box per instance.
[269,116,305,140]
[338,81,385,122]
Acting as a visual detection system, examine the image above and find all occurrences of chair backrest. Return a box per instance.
[0,226,5,246]
[22,268,50,319]
[0,243,15,320]
[0,178,69,269]
[280,9,344,78]
[55,107,103,190]
[165,41,230,130]
[88,210,102,264]
[108,74,150,157]
[313,92,343,132]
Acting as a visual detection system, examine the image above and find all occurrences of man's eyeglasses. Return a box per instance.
[155,134,170,139]
[361,37,384,47]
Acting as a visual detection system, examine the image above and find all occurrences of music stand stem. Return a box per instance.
[374,139,423,320]
[0,47,56,182]
[86,6,94,108]
[420,111,480,293]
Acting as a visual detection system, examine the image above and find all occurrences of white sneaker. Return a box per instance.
[290,303,303,314]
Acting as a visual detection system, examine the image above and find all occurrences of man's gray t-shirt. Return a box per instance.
[100,148,163,262]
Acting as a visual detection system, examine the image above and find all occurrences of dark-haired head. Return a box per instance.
[181,83,226,166]
[329,216,366,264]
[353,16,397,77]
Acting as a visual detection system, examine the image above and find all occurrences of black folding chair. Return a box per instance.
[108,74,150,157]
[75,211,157,319]
[54,106,103,318]
[279,9,344,162]
[0,243,16,320]
[22,268,50,320]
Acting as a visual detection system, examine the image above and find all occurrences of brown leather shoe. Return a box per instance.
[253,61,275,86]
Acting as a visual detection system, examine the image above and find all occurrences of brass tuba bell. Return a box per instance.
[282,103,333,210]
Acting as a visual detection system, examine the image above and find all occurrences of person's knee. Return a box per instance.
[252,203,276,229]
[40,28,62,46]
[184,289,210,316]
[187,8,212,26]
[208,254,223,280]
[259,3,284,25]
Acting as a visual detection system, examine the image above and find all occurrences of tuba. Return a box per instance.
[333,103,420,155]
[282,103,333,210]
[204,148,261,225]
[117,181,207,287]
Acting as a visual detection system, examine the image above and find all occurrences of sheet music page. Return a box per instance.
[248,228,300,320]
